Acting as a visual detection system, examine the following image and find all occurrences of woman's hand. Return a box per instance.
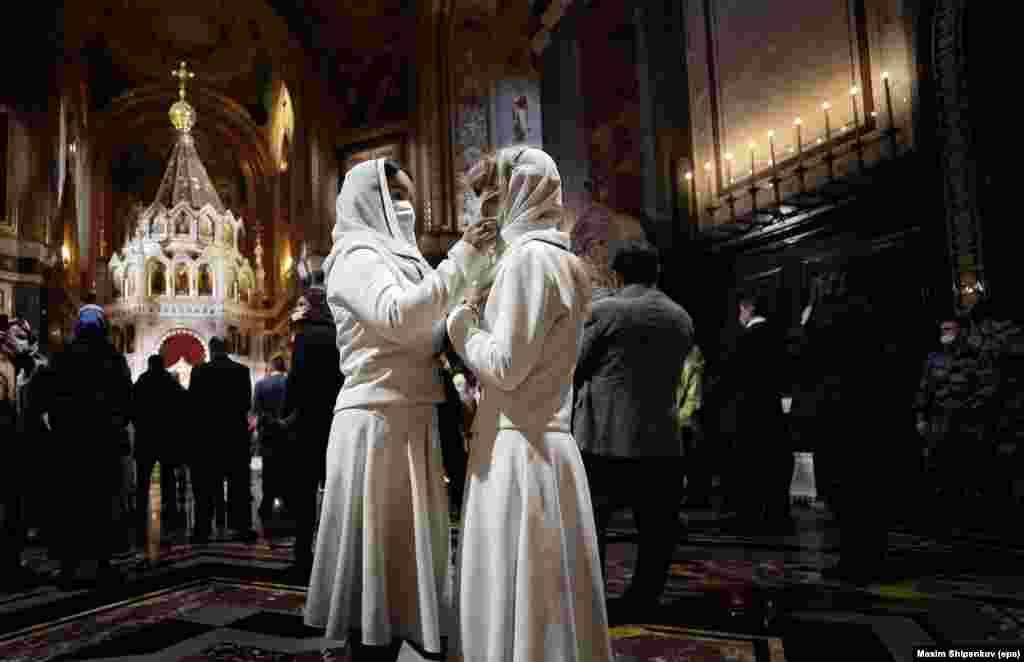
[462,219,498,251]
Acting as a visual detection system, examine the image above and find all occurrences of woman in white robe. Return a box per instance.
[304,158,494,660]
[447,147,614,662]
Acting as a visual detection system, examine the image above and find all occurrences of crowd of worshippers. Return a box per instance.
[1,146,1022,662]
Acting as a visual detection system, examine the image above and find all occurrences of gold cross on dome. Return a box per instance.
[172,61,195,100]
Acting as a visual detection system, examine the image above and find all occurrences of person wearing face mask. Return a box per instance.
[302,159,495,662]
[914,312,989,529]
[446,146,614,662]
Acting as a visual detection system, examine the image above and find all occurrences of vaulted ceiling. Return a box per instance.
[65,1,563,211]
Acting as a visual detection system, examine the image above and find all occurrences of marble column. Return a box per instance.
[540,6,591,221]
[412,0,458,256]
[632,1,691,254]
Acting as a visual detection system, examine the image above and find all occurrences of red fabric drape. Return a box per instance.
[160,333,206,366]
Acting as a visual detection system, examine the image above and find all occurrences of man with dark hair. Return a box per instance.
[725,291,792,532]
[133,354,187,543]
[253,354,288,522]
[280,285,341,575]
[189,336,255,543]
[574,238,695,616]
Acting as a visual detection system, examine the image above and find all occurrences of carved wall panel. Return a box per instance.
[686,0,913,218]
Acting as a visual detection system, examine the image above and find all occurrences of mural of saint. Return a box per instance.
[175,265,190,296]
[197,264,213,296]
[151,263,167,296]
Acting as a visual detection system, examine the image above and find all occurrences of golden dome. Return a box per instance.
[169,61,197,132]
[169,99,196,132]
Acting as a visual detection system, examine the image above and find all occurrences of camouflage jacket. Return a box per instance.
[913,340,993,424]
[970,319,1024,439]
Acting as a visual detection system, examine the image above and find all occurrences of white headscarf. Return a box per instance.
[322,159,427,282]
[495,146,564,246]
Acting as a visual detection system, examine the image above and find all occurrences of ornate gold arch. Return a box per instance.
[93,84,275,188]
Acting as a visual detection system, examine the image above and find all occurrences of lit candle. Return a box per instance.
[822,101,832,141]
[882,72,895,128]
[850,86,860,129]
[685,171,695,215]
[748,141,756,177]
[768,131,776,166]
[794,118,803,156]
[725,153,734,184]
[704,161,714,201]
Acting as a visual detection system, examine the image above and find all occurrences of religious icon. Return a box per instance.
[175,264,190,296]
[176,213,189,235]
[198,264,212,296]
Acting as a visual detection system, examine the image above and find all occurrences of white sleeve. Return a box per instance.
[448,247,551,392]
[329,241,481,347]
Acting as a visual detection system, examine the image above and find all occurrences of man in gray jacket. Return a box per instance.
[573,238,694,613]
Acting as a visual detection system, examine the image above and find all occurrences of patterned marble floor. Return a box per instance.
[3,467,1024,661]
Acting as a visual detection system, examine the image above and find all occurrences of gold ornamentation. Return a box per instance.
[168,61,197,132]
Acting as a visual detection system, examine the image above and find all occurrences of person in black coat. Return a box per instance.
[280,280,343,573]
[724,293,792,532]
[253,354,289,521]
[132,354,187,543]
[36,304,132,587]
[803,271,892,582]
[188,336,255,543]
[573,239,695,610]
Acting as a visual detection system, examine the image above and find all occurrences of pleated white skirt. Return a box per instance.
[455,429,613,662]
[303,405,451,653]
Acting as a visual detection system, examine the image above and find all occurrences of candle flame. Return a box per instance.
[767,130,774,138]
[748,141,756,149]
[794,118,802,126]
[725,153,734,161]
[882,71,889,80]
[704,162,712,170]
[850,86,859,96]
[822,101,831,110]
[685,171,693,180]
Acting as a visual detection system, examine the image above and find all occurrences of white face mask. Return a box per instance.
[940,334,956,345]
[393,200,416,245]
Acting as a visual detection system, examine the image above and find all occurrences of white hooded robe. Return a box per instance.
[303,159,485,653]
[447,148,614,662]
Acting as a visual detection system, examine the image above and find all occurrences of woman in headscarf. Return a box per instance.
[303,159,495,661]
[36,303,132,588]
[446,146,613,662]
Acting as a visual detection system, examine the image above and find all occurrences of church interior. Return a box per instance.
[0,1,1020,660]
